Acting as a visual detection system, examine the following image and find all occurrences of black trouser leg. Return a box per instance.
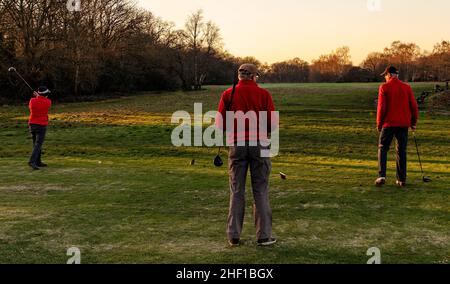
[29,124,47,165]
[378,128,394,178]
[395,128,409,182]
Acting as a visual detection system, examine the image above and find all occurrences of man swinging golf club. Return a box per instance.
[375,66,419,187]
[28,86,52,170]
[216,64,278,247]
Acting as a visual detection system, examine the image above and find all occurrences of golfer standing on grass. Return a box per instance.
[28,86,52,170]
[216,64,278,247]
[375,66,419,187]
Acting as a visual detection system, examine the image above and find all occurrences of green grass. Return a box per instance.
[0,82,449,264]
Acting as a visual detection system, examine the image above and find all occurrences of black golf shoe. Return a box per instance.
[37,163,48,167]
[257,238,277,247]
[228,239,241,247]
[28,163,40,170]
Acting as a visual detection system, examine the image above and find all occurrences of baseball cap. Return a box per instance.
[381,66,399,76]
[238,64,260,76]
[37,86,51,95]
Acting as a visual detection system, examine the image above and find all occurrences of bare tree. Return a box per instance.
[268,58,309,83]
[361,52,389,81]
[310,47,352,82]
[432,41,450,81]
[184,10,204,90]
[1,0,61,78]
[383,41,421,81]
[204,21,222,55]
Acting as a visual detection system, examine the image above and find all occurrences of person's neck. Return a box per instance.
[239,79,256,83]
[387,76,398,82]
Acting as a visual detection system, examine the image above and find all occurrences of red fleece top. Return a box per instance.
[377,78,419,129]
[29,96,52,126]
[216,80,278,143]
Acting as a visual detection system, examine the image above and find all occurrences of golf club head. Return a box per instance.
[8,67,16,72]
[214,155,224,167]
[423,177,432,183]
[279,172,287,180]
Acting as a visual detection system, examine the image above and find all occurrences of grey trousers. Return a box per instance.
[378,127,409,182]
[227,145,272,240]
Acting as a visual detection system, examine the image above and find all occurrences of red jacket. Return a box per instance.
[377,78,419,129]
[29,96,52,126]
[216,80,278,144]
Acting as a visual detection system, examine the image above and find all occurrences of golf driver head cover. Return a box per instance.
[214,155,224,167]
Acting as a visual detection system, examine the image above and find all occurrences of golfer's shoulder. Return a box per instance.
[400,81,412,90]
[380,81,393,92]
[222,87,233,98]
[257,86,272,97]
[41,96,52,105]
[380,81,390,89]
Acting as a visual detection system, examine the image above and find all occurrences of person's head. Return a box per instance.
[238,64,260,82]
[381,66,399,82]
[37,86,51,97]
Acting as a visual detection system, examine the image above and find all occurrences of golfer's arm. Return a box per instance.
[377,89,386,128]
[409,88,419,126]
[267,95,278,133]
[215,95,227,131]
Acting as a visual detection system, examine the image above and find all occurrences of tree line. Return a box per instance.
[262,42,450,84]
[1,1,449,102]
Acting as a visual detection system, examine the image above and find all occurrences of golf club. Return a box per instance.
[214,77,237,167]
[412,131,432,183]
[8,67,34,92]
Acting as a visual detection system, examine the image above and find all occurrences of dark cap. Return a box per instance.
[381,66,399,76]
[37,86,51,95]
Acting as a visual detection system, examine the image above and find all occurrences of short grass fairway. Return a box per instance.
[0,83,449,264]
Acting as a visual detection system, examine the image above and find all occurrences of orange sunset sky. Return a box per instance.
[138,0,450,64]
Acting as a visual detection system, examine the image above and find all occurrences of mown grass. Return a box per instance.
[0,82,449,264]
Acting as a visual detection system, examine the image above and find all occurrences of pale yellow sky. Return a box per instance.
[137,0,450,64]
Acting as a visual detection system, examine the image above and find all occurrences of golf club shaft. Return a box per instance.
[413,132,425,176]
[216,78,236,157]
[12,70,34,92]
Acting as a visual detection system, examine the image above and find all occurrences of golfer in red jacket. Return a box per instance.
[376,66,419,187]
[28,86,52,170]
[216,64,278,247]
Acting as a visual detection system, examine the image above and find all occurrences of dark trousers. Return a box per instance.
[378,127,409,182]
[29,124,47,165]
[227,145,272,241]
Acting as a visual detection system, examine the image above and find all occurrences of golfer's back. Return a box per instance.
[378,78,418,128]
[218,80,276,144]
[230,81,272,113]
[29,96,52,126]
